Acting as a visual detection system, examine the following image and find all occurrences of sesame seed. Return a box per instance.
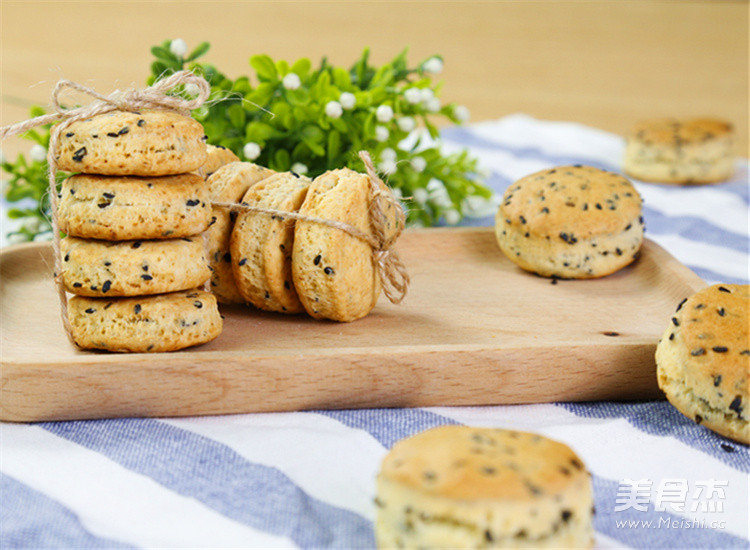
[712,346,728,353]
[102,280,112,293]
[141,274,153,280]
[691,348,705,356]
[85,308,95,314]
[324,267,335,275]
[314,254,322,265]
[194,301,203,308]
[238,258,247,266]
[134,304,142,314]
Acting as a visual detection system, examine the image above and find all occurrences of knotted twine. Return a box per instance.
[0,71,211,342]
[0,73,410,344]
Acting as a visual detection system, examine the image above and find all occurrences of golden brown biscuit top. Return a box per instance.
[499,165,642,237]
[207,162,274,202]
[628,118,734,145]
[674,284,749,415]
[379,425,588,501]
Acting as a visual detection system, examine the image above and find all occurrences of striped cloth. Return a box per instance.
[1,114,748,549]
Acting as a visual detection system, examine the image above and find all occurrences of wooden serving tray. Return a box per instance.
[1,227,705,422]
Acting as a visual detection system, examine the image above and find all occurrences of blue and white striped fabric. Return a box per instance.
[2,114,748,549]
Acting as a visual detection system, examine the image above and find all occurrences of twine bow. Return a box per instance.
[0,71,212,341]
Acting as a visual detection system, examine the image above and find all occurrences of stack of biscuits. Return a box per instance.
[204,163,401,322]
[55,109,222,352]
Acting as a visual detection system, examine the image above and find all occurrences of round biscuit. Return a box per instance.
[60,236,210,297]
[196,144,240,180]
[656,284,749,444]
[495,165,644,279]
[68,289,222,353]
[204,162,275,303]
[58,173,211,240]
[376,425,594,548]
[230,172,311,313]
[56,109,207,176]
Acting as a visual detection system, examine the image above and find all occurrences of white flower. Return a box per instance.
[7,233,27,245]
[396,117,416,133]
[444,209,461,225]
[34,231,53,242]
[375,105,394,123]
[184,83,201,97]
[424,97,442,113]
[427,179,452,208]
[339,92,356,110]
[291,162,308,175]
[243,142,261,160]
[412,187,429,205]
[380,148,397,162]
[282,73,301,90]
[325,101,343,119]
[378,159,397,175]
[410,156,427,173]
[422,57,443,75]
[463,195,499,218]
[453,105,470,123]
[390,186,403,200]
[404,88,422,104]
[420,88,435,102]
[170,38,188,58]
[375,125,390,142]
[30,144,47,163]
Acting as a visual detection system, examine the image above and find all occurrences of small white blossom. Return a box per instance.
[339,92,356,110]
[34,230,53,242]
[463,195,499,218]
[390,186,403,200]
[404,88,422,104]
[412,187,429,205]
[243,142,261,160]
[375,125,390,142]
[410,156,427,173]
[30,144,47,163]
[453,105,470,123]
[378,159,397,175]
[444,209,461,225]
[282,73,301,90]
[425,97,442,113]
[380,148,397,162]
[375,105,394,123]
[422,57,444,75]
[325,101,343,119]
[184,83,201,97]
[420,88,435,103]
[291,162,308,175]
[396,117,416,133]
[7,233,27,245]
[170,38,188,58]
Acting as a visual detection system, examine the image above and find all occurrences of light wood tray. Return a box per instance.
[1,227,705,422]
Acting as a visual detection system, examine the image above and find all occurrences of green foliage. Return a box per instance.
[149,39,491,226]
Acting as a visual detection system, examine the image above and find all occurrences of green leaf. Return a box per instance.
[271,149,291,172]
[227,103,246,128]
[291,58,312,77]
[326,130,342,166]
[151,45,174,62]
[185,41,210,62]
[245,121,279,143]
[250,54,278,82]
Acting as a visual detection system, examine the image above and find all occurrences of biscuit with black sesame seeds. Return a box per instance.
[58,172,212,241]
[68,289,222,353]
[656,284,749,444]
[196,144,240,180]
[230,172,311,313]
[56,109,207,176]
[494,165,644,279]
[624,118,735,184]
[204,162,275,304]
[60,236,210,297]
[375,425,594,549]
[292,168,401,322]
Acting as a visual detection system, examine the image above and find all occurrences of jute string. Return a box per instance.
[212,151,410,304]
[0,75,409,345]
[0,71,211,343]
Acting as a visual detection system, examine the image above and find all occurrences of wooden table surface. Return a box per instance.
[1,1,748,157]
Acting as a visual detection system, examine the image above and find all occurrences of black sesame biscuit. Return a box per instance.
[494,165,644,279]
[58,173,212,241]
[204,162,275,304]
[56,109,207,176]
[60,236,210,297]
[292,168,400,322]
[656,284,749,444]
[68,289,222,353]
[230,172,311,313]
[623,118,735,184]
[375,425,594,549]
[196,144,240,180]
